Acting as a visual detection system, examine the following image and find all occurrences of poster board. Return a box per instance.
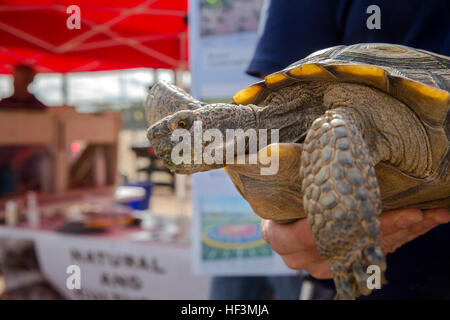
[191,170,297,276]
[189,0,296,276]
[189,0,265,100]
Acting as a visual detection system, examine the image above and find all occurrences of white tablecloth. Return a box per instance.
[0,226,211,299]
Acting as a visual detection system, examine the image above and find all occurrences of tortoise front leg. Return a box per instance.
[300,109,386,299]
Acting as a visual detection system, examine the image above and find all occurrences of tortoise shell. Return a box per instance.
[231,43,450,211]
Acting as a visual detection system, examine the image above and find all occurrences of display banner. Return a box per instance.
[189,0,265,100]
[0,227,211,299]
[189,0,295,276]
[38,234,211,299]
[191,170,296,276]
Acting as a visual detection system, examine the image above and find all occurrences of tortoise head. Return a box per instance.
[146,81,259,174]
[146,80,205,126]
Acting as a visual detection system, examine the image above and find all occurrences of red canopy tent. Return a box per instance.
[0,0,188,74]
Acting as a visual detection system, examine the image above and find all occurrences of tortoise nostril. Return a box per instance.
[147,124,165,142]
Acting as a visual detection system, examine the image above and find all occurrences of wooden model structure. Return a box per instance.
[0,107,121,194]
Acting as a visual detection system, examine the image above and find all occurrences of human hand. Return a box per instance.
[261,208,450,279]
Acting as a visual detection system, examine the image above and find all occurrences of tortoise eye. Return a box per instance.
[178,120,188,129]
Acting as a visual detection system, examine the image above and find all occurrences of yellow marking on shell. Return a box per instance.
[399,78,449,103]
[265,72,288,86]
[232,83,263,105]
[288,63,331,78]
[332,64,388,90]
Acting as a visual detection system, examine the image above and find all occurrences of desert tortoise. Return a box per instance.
[145,43,450,299]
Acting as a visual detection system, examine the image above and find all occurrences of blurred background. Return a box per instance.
[6,0,445,301]
[0,0,305,301]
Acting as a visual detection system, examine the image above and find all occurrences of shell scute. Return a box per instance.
[232,81,266,105]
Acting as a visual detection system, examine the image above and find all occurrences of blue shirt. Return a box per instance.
[247,0,450,77]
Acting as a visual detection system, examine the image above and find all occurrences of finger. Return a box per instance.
[390,208,449,236]
[381,208,450,254]
[303,261,332,279]
[402,208,449,237]
[279,249,326,270]
[279,251,332,279]
[380,208,424,236]
[261,218,317,255]
[382,223,437,254]
[421,208,450,227]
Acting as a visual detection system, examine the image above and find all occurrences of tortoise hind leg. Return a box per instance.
[300,109,386,299]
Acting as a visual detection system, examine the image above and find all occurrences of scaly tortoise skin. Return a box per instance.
[145,43,450,299]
